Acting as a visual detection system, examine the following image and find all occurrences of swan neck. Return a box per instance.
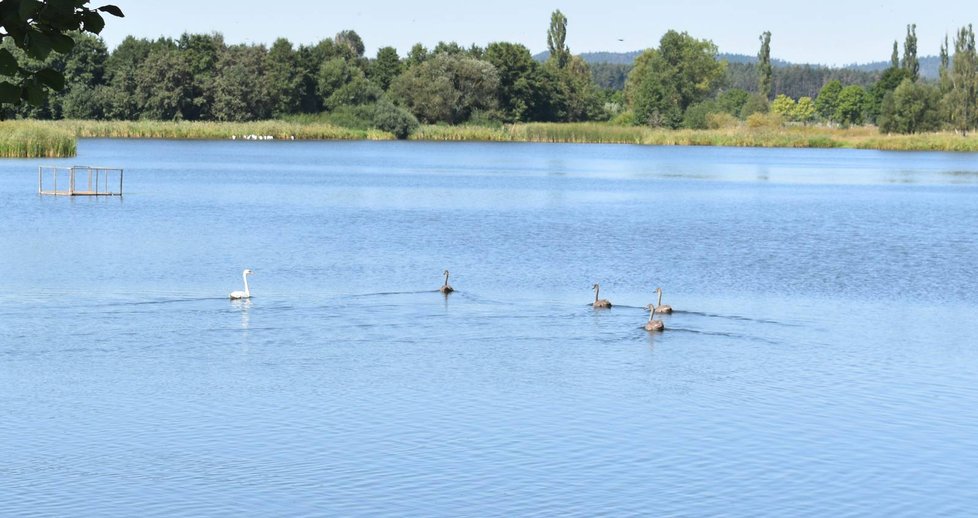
[649,307,655,321]
[657,290,662,306]
[242,272,250,297]
[594,285,599,303]
[444,271,449,287]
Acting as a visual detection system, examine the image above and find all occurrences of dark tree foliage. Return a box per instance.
[369,46,401,91]
[178,32,223,120]
[878,78,941,133]
[0,0,123,108]
[485,41,551,122]
[334,30,364,58]
[865,66,907,123]
[590,62,629,90]
[725,62,878,100]
[903,24,919,82]
[547,10,569,69]
[758,31,772,99]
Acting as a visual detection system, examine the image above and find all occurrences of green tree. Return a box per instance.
[758,31,772,99]
[865,66,908,123]
[792,96,816,123]
[486,41,549,122]
[324,77,382,110]
[740,93,769,118]
[717,88,749,116]
[946,24,978,134]
[815,79,842,121]
[178,32,224,120]
[266,38,302,116]
[390,53,499,124]
[369,46,401,91]
[406,43,428,67]
[317,57,359,104]
[371,99,419,139]
[549,55,603,122]
[334,30,365,58]
[546,10,569,69]
[939,34,951,94]
[878,78,941,134]
[101,36,153,119]
[59,33,109,119]
[627,30,725,128]
[902,24,919,82]
[833,84,866,126]
[0,1,123,108]
[682,99,720,129]
[890,41,899,69]
[211,44,272,121]
[770,93,795,119]
[134,46,190,120]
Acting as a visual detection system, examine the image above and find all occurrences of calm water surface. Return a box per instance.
[2,140,977,516]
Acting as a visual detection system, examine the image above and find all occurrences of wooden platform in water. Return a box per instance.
[38,166,124,197]
[38,190,123,196]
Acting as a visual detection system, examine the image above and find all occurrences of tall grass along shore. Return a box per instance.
[0,121,76,158]
[3,119,978,158]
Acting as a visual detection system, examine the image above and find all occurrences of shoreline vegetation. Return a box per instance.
[3,119,978,158]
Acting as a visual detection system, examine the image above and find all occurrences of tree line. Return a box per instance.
[2,9,976,136]
[0,11,611,137]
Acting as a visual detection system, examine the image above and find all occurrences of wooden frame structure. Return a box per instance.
[38,166,124,196]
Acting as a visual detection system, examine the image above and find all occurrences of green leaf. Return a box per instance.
[35,68,65,91]
[0,82,21,104]
[25,30,53,60]
[97,4,124,17]
[18,0,42,21]
[0,49,19,77]
[82,11,105,34]
[24,82,47,106]
[48,33,76,54]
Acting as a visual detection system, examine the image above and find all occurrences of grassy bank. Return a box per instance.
[0,121,76,158]
[414,122,978,151]
[58,120,392,141]
[4,119,978,158]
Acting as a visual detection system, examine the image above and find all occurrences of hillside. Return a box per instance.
[536,50,939,79]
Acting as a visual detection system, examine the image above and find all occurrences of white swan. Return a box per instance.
[229,269,253,299]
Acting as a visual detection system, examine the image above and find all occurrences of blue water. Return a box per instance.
[2,140,978,516]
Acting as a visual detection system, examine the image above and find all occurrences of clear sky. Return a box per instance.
[100,1,975,65]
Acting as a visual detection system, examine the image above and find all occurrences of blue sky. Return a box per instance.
[101,1,975,65]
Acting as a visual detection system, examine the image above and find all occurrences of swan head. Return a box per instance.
[243,269,253,275]
[655,287,662,294]
[644,304,654,311]
[443,270,450,276]
[592,283,599,290]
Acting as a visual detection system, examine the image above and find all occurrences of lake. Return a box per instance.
[2,139,977,516]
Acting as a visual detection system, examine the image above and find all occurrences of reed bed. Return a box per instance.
[0,121,76,158]
[415,122,978,151]
[57,119,392,141]
[3,119,978,159]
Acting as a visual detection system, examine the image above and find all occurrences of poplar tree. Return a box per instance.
[947,24,978,134]
[547,10,569,69]
[939,35,951,94]
[758,31,772,99]
[902,24,919,82]
[890,41,899,69]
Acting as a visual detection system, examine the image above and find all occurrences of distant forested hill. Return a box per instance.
[846,55,940,79]
[557,50,932,95]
